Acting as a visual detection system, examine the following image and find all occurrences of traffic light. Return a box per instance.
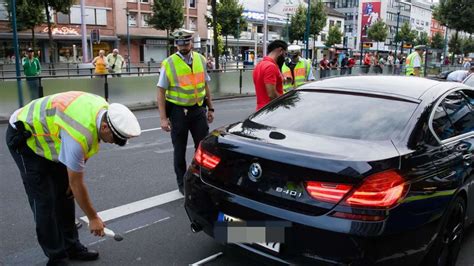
[362,42,373,48]
[402,43,412,49]
[91,29,100,44]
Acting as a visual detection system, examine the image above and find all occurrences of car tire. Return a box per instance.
[423,196,466,266]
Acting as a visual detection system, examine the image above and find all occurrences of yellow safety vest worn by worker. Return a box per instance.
[281,58,311,93]
[405,52,424,76]
[162,51,207,106]
[16,91,108,161]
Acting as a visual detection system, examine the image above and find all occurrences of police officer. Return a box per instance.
[281,45,315,93]
[405,45,426,77]
[6,91,141,265]
[157,29,215,195]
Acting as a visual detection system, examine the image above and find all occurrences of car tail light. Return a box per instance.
[194,144,220,170]
[343,170,408,208]
[305,181,353,203]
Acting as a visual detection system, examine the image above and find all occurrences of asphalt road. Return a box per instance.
[0,97,473,266]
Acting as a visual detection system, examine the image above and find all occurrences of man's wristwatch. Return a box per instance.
[208,108,215,112]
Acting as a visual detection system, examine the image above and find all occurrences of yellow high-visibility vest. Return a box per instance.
[281,58,311,93]
[162,52,207,106]
[405,52,424,76]
[16,91,108,161]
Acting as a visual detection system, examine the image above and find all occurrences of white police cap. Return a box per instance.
[172,28,194,40]
[107,103,141,143]
[288,45,302,53]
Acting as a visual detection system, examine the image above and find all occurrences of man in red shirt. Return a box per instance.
[253,40,288,110]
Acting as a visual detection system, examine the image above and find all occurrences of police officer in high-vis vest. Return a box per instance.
[405,45,426,77]
[6,91,141,265]
[281,45,315,93]
[157,29,215,195]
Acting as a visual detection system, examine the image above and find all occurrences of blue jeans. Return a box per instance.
[26,77,40,100]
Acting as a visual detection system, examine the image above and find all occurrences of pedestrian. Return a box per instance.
[447,67,474,82]
[347,54,355,75]
[463,59,471,69]
[319,54,329,78]
[405,45,426,77]
[387,51,394,74]
[106,49,125,77]
[22,48,41,100]
[92,50,108,76]
[253,40,287,110]
[281,44,315,93]
[363,52,372,74]
[157,28,215,195]
[6,91,141,265]
[340,54,348,75]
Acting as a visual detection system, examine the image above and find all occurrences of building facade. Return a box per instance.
[409,1,432,38]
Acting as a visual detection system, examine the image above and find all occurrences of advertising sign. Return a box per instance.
[361,1,381,42]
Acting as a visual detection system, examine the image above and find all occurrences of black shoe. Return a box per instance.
[67,245,99,261]
[47,258,68,266]
[178,186,184,195]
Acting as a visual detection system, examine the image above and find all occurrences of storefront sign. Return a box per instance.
[42,27,80,36]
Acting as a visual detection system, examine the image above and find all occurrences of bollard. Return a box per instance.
[148,61,151,73]
[239,69,243,95]
[104,74,109,101]
[76,64,79,75]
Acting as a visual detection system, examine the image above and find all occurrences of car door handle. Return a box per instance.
[463,154,472,160]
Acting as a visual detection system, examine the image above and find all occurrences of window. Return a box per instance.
[336,21,342,28]
[189,17,197,30]
[69,6,107,25]
[321,33,326,42]
[0,1,8,21]
[57,12,70,24]
[129,12,137,26]
[250,91,419,141]
[189,0,196,8]
[141,13,150,27]
[329,20,334,27]
[96,9,107,25]
[141,0,149,2]
[431,91,474,141]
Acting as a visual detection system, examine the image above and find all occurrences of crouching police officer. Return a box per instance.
[6,91,141,265]
[157,29,214,194]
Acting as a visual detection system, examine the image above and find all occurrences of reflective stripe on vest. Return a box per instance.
[16,91,108,161]
[163,52,207,106]
[405,52,424,76]
[281,58,309,93]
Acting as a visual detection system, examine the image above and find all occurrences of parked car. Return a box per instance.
[184,76,474,265]
[463,73,474,87]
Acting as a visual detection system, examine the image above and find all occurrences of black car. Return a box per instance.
[184,76,474,265]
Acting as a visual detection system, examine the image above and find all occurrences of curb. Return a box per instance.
[0,94,255,124]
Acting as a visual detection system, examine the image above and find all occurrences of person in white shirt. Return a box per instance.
[447,67,474,82]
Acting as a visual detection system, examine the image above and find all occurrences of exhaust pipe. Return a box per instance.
[190,222,202,233]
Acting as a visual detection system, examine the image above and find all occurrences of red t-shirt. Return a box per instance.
[253,56,283,110]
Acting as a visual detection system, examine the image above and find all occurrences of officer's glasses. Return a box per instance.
[175,40,191,46]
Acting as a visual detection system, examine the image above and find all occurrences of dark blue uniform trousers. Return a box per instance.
[168,104,209,189]
[6,124,80,261]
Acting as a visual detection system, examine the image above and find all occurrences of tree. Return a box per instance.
[324,26,342,48]
[462,37,474,55]
[367,19,388,51]
[433,0,474,34]
[211,0,219,69]
[415,32,430,46]
[34,0,75,63]
[431,32,445,49]
[289,5,306,44]
[448,32,462,55]
[395,22,417,54]
[216,0,246,56]
[6,0,45,53]
[148,0,184,57]
[309,0,327,37]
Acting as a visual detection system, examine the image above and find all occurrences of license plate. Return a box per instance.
[217,212,281,253]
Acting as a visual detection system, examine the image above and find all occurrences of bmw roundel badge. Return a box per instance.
[248,162,263,182]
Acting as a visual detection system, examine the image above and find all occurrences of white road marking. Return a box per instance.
[190,252,223,266]
[80,190,183,223]
[141,127,161,132]
[124,216,171,234]
[154,145,194,154]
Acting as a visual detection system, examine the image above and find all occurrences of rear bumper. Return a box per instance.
[184,171,443,265]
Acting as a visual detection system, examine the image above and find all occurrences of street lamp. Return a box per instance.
[393,4,401,69]
[236,18,240,69]
[286,13,290,43]
[304,0,311,58]
[10,0,23,106]
[125,7,131,73]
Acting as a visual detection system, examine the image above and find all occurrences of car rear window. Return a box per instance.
[250,90,418,141]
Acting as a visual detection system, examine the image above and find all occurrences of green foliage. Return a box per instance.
[324,26,342,47]
[309,0,327,37]
[215,24,224,56]
[448,32,462,54]
[216,0,246,39]
[430,32,445,49]
[462,37,474,55]
[43,0,75,13]
[289,5,306,43]
[395,22,417,44]
[367,19,388,43]
[148,0,184,56]
[6,0,44,32]
[415,32,430,46]
[433,0,474,34]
